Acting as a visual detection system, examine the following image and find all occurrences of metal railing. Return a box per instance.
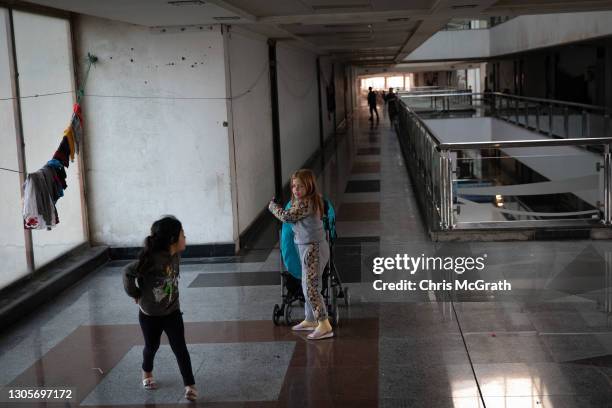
[397,96,612,231]
[489,93,611,140]
[400,91,611,139]
[399,91,483,113]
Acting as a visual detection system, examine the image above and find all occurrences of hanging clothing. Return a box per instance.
[46,159,67,190]
[71,103,83,155]
[21,102,83,231]
[41,165,60,202]
[23,171,59,230]
[64,126,76,162]
[53,136,70,168]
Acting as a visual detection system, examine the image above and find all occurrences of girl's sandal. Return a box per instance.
[307,329,334,340]
[185,386,198,402]
[291,321,317,331]
[142,377,158,390]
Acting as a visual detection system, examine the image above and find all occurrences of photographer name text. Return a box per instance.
[373,279,511,291]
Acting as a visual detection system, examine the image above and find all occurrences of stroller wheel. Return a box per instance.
[331,286,338,313]
[273,304,281,326]
[327,287,339,327]
[342,287,350,307]
[284,304,293,326]
[330,306,340,327]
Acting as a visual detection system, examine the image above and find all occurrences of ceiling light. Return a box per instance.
[312,3,371,11]
[339,36,371,40]
[451,4,478,9]
[167,0,205,6]
[323,24,364,28]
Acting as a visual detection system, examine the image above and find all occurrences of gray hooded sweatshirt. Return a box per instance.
[123,251,181,316]
[268,198,325,244]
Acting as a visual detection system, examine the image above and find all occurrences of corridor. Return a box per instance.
[1,107,611,407]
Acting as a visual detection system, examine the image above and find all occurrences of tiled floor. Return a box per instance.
[1,107,612,407]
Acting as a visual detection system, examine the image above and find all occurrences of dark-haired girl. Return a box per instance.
[123,216,197,401]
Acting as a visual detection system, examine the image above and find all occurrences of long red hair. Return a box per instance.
[291,169,324,219]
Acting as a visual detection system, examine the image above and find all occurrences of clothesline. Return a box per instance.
[1,56,270,102]
[0,90,259,101]
[0,91,73,101]
[0,166,23,174]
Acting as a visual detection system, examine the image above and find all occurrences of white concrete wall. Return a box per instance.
[406,11,612,61]
[13,11,87,267]
[352,66,360,110]
[226,27,274,235]
[334,62,346,127]
[75,16,234,247]
[491,11,612,56]
[405,29,490,61]
[276,43,320,183]
[0,8,29,288]
[346,65,355,115]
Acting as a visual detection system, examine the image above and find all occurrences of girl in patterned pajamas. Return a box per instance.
[268,169,333,340]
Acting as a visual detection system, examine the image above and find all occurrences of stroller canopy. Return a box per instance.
[280,198,336,279]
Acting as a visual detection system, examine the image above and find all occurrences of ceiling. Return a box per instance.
[15,0,612,67]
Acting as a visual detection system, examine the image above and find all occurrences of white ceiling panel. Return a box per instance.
[25,0,245,26]
[24,0,612,66]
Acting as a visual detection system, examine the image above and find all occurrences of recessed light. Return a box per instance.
[451,4,478,9]
[167,0,205,6]
[312,3,371,11]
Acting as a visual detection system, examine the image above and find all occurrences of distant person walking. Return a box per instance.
[367,87,379,121]
[384,87,399,124]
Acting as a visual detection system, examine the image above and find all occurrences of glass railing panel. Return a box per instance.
[400,95,438,113]
[396,107,444,230]
[526,104,539,130]
[588,113,611,139]
[401,92,477,115]
[516,101,528,126]
[452,148,603,225]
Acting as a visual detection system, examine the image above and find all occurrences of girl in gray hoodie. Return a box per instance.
[123,216,197,401]
[269,169,333,340]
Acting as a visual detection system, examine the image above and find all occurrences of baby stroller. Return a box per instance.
[272,198,350,326]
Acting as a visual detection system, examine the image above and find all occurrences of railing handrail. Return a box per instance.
[397,91,612,230]
[401,91,460,95]
[399,99,444,146]
[399,91,609,113]
[438,137,612,151]
[400,89,461,94]
[399,97,612,152]
[491,92,608,113]
[400,92,484,98]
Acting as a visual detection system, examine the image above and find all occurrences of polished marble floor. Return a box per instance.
[1,107,611,407]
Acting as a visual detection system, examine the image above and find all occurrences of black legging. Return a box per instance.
[138,309,195,386]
